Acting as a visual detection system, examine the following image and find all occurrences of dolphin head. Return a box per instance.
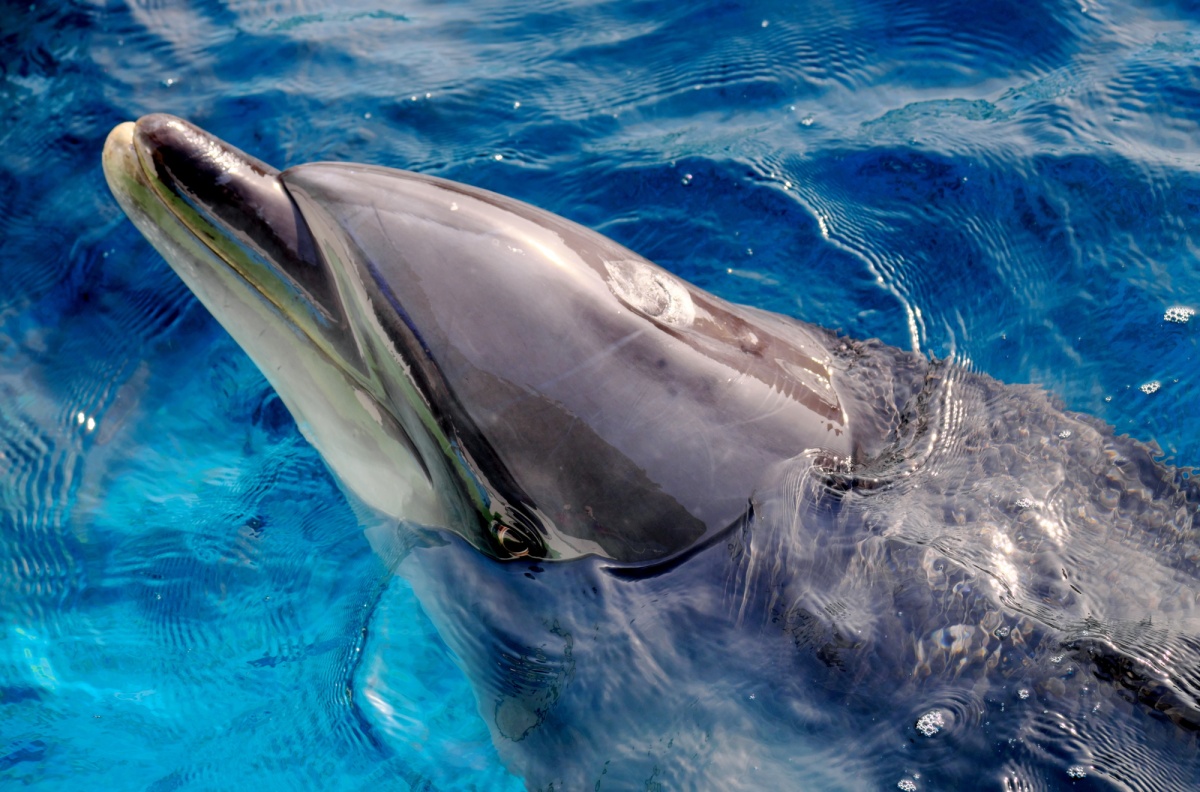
[103,114,856,564]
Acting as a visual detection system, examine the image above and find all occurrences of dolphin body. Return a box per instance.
[104,115,1200,789]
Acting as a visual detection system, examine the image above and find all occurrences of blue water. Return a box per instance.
[3,0,1199,789]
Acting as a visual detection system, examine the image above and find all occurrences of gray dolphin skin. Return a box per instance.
[104,115,1200,789]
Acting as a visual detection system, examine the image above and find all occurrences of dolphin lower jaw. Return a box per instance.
[102,121,449,531]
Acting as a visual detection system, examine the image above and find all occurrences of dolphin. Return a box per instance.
[104,115,1200,789]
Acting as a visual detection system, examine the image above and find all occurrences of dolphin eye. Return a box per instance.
[604,259,695,328]
[493,521,533,559]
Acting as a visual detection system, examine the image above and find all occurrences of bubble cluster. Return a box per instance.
[1067,766,1087,779]
[898,780,917,791]
[915,710,946,737]
[1164,306,1195,323]
[1140,381,1161,395]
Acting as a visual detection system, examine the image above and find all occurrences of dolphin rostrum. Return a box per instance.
[104,115,1200,789]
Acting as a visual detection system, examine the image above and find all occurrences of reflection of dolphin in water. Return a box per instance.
[104,115,1199,789]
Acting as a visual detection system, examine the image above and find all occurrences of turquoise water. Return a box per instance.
[3,0,1200,789]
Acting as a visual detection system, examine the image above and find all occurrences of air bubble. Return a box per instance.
[915,710,945,737]
[1140,381,1160,395]
[1164,306,1194,323]
[898,781,917,791]
[1067,766,1086,779]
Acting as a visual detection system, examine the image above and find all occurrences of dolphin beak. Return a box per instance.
[104,116,450,528]
[130,114,326,310]
[105,114,363,373]
[130,114,339,324]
